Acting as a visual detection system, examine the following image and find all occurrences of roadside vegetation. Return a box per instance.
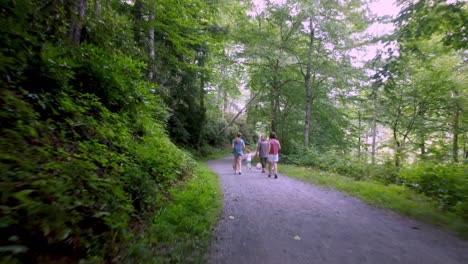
[131,162,222,263]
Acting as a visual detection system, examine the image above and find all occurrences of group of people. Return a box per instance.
[231,132,281,179]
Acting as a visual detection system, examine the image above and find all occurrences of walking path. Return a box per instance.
[207,157,468,264]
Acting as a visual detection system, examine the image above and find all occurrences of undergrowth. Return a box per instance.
[126,163,222,263]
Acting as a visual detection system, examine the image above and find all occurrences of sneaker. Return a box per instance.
[261,170,265,173]
[274,175,278,179]
[239,172,242,175]
[268,175,271,177]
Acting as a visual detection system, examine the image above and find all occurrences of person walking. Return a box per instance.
[255,135,268,173]
[232,132,245,175]
[267,132,281,179]
[244,149,253,170]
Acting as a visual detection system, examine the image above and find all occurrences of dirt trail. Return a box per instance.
[207,157,468,264]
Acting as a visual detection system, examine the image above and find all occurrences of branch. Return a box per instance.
[220,93,259,134]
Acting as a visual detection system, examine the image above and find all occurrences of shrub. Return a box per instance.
[285,145,364,180]
[400,162,468,218]
[0,42,193,262]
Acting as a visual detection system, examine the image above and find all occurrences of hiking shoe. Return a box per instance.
[274,175,278,179]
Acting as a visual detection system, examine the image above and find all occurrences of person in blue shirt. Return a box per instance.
[232,132,245,175]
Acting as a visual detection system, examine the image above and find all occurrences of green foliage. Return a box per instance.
[126,163,222,263]
[363,160,400,185]
[201,118,228,147]
[396,0,467,50]
[0,1,200,262]
[284,144,365,180]
[400,162,468,219]
[0,81,193,262]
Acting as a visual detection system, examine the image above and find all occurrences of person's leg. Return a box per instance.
[273,162,278,178]
[260,158,266,173]
[268,158,272,177]
[233,155,236,171]
[237,156,242,174]
[234,155,239,173]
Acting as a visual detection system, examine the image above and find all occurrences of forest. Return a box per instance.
[0,0,466,262]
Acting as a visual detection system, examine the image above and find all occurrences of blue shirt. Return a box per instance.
[232,138,244,155]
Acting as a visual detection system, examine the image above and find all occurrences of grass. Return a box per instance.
[279,164,468,239]
[129,162,222,263]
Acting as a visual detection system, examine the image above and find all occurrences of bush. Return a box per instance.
[400,162,468,218]
[366,160,401,185]
[0,42,193,262]
[284,145,364,180]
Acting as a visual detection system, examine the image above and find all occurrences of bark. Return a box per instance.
[419,135,426,158]
[148,4,155,81]
[371,87,377,164]
[197,50,207,146]
[453,104,460,163]
[69,0,87,44]
[94,0,100,17]
[304,17,314,147]
[133,0,143,43]
[394,130,401,168]
[271,60,280,132]
[463,134,467,162]
[358,111,362,160]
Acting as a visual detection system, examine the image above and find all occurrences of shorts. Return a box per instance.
[268,154,279,162]
[260,157,267,168]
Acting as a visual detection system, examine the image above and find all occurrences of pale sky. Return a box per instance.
[359,0,400,65]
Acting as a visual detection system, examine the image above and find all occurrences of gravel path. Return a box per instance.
[207,157,468,264]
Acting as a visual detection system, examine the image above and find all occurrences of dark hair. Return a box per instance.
[269,132,277,139]
[235,132,242,142]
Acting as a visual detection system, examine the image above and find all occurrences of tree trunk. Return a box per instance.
[463,134,467,163]
[453,104,460,163]
[304,18,314,147]
[358,110,362,160]
[94,0,100,17]
[371,87,377,164]
[148,4,155,81]
[133,0,143,43]
[395,141,401,168]
[271,60,280,132]
[197,48,207,147]
[69,0,87,44]
[419,135,426,158]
